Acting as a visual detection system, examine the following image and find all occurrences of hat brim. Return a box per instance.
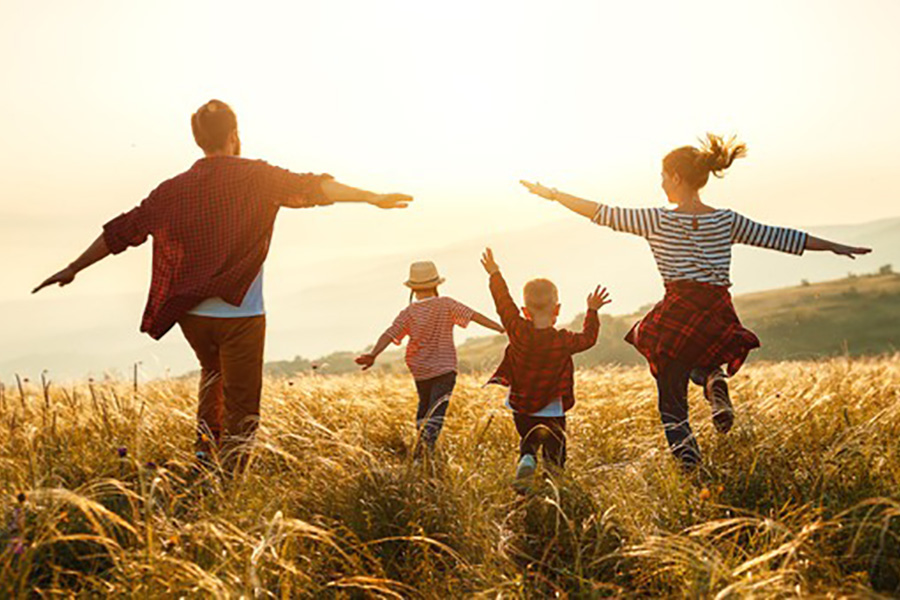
[404,277,446,290]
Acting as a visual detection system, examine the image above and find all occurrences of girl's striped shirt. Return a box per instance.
[591,205,807,286]
[385,296,475,381]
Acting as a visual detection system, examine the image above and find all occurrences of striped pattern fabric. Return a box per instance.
[385,296,475,381]
[592,205,807,286]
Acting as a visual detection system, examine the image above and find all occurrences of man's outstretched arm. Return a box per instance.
[320,179,412,209]
[32,234,111,293]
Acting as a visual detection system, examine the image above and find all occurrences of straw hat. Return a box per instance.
[404,261,446,290]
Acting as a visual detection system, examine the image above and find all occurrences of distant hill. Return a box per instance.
[266,270,900,377]
[4,215,899,381]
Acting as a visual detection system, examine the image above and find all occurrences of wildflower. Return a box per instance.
[200,433,210,443]
[117,447,127,458]
[699,487,711,501]
[11,538,25,555]
[144,461,158,470]
[717,484,725,494]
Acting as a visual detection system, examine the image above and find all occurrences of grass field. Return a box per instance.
[2,357,900,597]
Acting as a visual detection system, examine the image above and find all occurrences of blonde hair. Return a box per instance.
[663,133,747,190]
[523,278,558,314]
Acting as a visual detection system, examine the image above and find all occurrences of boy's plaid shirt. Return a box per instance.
[102,156,333,339]
[486,272,600,413]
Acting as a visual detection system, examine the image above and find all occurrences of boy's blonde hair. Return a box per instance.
[523,278,559,314]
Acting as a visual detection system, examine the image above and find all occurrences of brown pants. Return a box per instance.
[178,314,266,468]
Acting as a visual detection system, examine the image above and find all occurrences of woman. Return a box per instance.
[522,134,871,469]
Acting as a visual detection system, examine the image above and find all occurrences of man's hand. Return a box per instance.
[369,194,413,209]
[33,266,77,294]
[481,248,500,275]
[587,285,611,311]
[520,180,557,201]
[355,353,376,370]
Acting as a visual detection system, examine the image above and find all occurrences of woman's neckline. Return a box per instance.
[665,207,725,216]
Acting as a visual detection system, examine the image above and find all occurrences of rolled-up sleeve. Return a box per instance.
[258,162,334,208]
[102,199,155,255]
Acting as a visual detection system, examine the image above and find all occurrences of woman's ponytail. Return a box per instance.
[664,133,747,189]
[700,133,747,179]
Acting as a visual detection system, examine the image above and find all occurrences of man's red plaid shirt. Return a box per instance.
[486,272,600,413]
[102,156,333,339]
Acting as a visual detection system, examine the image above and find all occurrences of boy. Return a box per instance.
[480,248,610,491]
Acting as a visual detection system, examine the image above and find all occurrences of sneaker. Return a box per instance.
[704,370,734,434]
[513,454,537,494]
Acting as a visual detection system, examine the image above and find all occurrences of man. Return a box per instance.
[33,99,412,471]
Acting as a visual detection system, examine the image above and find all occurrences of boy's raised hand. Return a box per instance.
[480,248,500,275]
[355,353,376,370]
[587,285,611,311]
[520,180,557,201]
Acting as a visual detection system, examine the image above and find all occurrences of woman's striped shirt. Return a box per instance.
[591,205,808,287]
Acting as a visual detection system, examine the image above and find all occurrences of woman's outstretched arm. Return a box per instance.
[521,180,659,238]
[731,213,871,258]
[520,180,598,218]
[805,235,872,259]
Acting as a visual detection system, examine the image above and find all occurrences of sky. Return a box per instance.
[1,0,899,375]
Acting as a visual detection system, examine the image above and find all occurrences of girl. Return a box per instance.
[522,134,871,469]
[356,261,505,454]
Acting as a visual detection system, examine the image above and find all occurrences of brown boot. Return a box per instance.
[704,370,734,434]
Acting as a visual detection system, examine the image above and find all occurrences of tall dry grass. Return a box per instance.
[1,357,899,598]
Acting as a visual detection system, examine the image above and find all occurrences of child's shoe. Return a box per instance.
[704,371,734,434]
[513,454,537,494]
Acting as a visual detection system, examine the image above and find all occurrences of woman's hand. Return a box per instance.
[520,180,557,201]
[832,243,872,259]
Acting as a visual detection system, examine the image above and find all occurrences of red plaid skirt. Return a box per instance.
[625,280,760,377]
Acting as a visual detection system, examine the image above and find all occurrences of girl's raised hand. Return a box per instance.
[520,180,557,201]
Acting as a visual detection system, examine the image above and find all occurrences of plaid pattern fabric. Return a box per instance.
[486,272,599,413]
[103,156,333,339]
[625,280,760,377]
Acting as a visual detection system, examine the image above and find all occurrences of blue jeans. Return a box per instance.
[656,361,721,468]
[414,371,456,451]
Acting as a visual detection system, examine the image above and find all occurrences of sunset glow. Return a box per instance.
[2,0,899,376]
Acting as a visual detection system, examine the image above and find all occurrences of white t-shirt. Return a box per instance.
[505,394,565,417]
[188,269,265,318]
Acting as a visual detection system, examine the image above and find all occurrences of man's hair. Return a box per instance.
[191,99,237,152]
[523,278,559,314]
